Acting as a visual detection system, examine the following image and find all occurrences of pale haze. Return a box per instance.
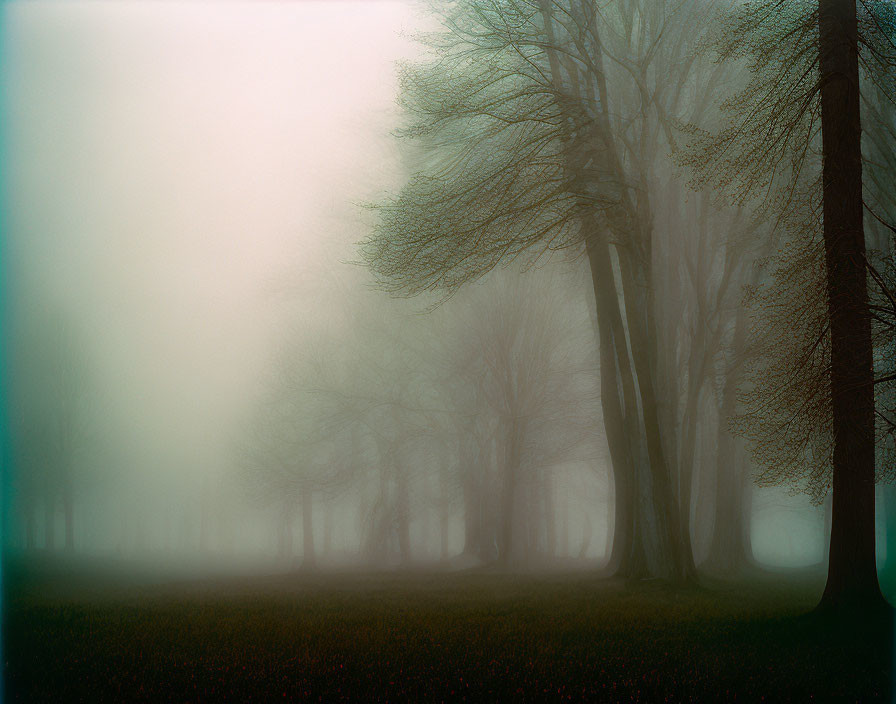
[2,0,857,567]
[4,1,894,698]
[4,1,422,557]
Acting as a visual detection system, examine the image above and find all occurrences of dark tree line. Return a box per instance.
[240,269,602,567]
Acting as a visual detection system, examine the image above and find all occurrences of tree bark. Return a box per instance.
[586,240,649,578]
[817,0,884,609]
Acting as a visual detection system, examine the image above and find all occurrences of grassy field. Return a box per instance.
[3,559,893,702]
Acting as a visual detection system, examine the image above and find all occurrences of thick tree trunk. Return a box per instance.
[823,493,833,566]
[302,490,315,569]
[705,375,751,573]
[677,358,706,576]
[618,253,696,582]
[585,237,649,579]
[577,10,692,582]
[705,306,752,572]
[537,1,652,578]
[817,0,883,609]
[541,0,693,581]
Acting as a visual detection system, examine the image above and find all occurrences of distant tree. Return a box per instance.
[303,306,445,565]
[464,272,598,564]
[241,339,357,568]
[9,303,96,552]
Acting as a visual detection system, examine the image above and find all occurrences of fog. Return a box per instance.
[4,1,895,699]
[3,0,423,568]
[2,1,893,579]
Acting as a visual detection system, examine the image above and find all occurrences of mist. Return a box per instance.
[3,0,895,700]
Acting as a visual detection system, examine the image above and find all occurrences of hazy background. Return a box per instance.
[1,0,839,571]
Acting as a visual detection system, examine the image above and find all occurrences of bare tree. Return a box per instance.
[241,338,358,569]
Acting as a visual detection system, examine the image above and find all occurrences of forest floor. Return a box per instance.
[3,556,893,702]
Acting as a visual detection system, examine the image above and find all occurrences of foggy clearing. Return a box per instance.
[2,0,894,700]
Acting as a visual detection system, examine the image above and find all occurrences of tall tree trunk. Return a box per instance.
[537,0,652,578]
[585,237,649,579]
[823,493,833,568]
[575,8,691,582]
[817,0,884,609]
[705,306,754,573]
[706,384,750,572]
[677,355,707,576]
[618,253,695,582]
[302,490,315,569]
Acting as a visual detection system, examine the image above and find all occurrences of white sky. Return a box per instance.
[3,0,424,483]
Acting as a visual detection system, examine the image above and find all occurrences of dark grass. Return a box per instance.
[3,557,893,702]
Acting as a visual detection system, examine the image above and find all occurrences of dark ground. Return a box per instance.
[3,556,893,702]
